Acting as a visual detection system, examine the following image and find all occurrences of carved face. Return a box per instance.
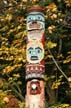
[30,79,41,95]
[27,14,45,31]
[27,41,44,63]
[27,29,44,41]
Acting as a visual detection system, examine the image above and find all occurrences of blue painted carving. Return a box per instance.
[28,46,42,61]
[27,14,45,23]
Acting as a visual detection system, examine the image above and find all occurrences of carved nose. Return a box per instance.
[32,21,37,24]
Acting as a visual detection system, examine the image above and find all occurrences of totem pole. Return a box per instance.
[25,6,45,108]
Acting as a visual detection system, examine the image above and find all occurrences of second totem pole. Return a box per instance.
[25,7,45,108]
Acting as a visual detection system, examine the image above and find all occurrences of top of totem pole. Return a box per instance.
[27,6,44,14]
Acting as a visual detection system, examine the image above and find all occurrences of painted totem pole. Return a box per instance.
[25,7,45,108]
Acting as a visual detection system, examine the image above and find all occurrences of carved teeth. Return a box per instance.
[31,67,34,70]
[35,67,38,70]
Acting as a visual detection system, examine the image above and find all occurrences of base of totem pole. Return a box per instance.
[25,79,45,108]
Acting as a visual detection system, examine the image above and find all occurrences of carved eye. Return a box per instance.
[29,17,32,20]
[27,15,33,22]
[36,47,42,53]
[38,16,40,19]
[29,51,32,54]
[37,15,44,21]
[28,48,33,54]
[37,49,41,53]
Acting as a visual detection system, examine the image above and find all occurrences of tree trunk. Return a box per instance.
[46,79,56,105]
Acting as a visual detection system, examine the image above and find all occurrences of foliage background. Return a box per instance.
[0,0,71,107]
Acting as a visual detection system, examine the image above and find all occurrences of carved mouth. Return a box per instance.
[31,56,38,60]
[28,28,42,31]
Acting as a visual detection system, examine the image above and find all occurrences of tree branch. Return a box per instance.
[47,47,69,82]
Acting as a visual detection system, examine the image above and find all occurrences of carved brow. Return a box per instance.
[28,47,33,50]
[35,47,42,50]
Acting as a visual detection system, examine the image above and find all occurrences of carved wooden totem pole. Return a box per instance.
[25,7,45,108]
